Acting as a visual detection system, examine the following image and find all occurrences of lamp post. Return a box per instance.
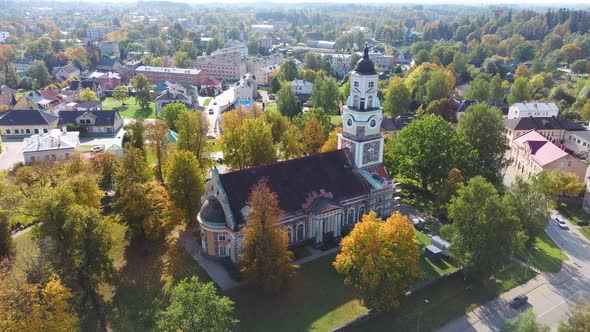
[417,299,429,332]
[524,246,539,279]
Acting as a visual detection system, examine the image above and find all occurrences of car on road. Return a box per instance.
[91,146,104,153]
[555,218,569,230]
[509,294,528,308]
[208,108,214,114]
[206,134,216,139]
[268,94,276,100]
[213,101,217,105]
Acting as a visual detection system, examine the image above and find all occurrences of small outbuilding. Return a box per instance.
[424,245,442,261]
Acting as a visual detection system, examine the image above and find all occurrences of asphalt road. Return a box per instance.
[0,139,24,170]
[203,88,235,136]
[437,212,590,332]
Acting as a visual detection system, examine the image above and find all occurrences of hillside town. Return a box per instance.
[0,1,590,332]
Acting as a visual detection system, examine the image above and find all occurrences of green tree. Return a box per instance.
[145,119,170,182]
[277,83,301,118]
[173,51,191,68]
[458,104,507,184]
[166,150,205,224]
[131,74,153,111]
[571,59,588,74]
[426,69,456,103]
[511,41,536,62]
[157,277,238,332]
[79,87,98,101]
[311,74,340,114]
[112,85,129,106]
[206,36,224,54]
[560,43,582,65]
[434,168,464,218]
[146,38,168,56]
[502,308,550,332]
[447,176,518,278]
[27,60,52,89]
[451,52,470,83]
[383,77,411,116]
[243,117,277,166]
[333,212,421,312]
[465,77,490,102]
[89,151,122,192]
[534,170,585,197]
[280,59,298,81]
[5,65,20,89]
[270,76,281,94]
[385,116,477,189]
[125,118,146,152]
[0,215,12,259]
[488,74,504,104]
[558,301,590,332]
[159,102,187,131]
[508,77,532,104]
[176,111,210,167]
[241,180,295,295]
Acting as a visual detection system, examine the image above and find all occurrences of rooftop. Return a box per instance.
[136,66,203,75]
[513,130,569,166]
[23,129,80,153]
[504,116,585,131]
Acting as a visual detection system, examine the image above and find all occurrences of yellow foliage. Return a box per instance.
[320,126,342,153]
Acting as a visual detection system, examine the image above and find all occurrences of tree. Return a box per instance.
[173,51,191,68]
[243,117,277,166]
[560,43,582,65]
[385,116,477,189]
[131,74,153,111]
[558,301,590,332]
[125,118,146,152]
[0,277,79,332]
[89,151,122,192]
[426,69,456,103]
[159,102,187,131]
[383,77,411,116]
[447,176,518,278]
[206,36,224,54]
[301,117,327,155]
[79,87,98,101]
[142,182,181,240]
[534,170,585,197]
[157,277,238,332]
[0,215,12,259]
[277,83,301,118]
[515,64,529,79]
[279,123,304,160]
[458,104,507,184]
[434,168,464,218]
[508,77,532,104]
[220,110,248,170]
[511,41,536,62]
[419,98,456,122]
[240,180,295,295]
[465,77,490,102]
[146,38,168,56]
[145,119,170,182]
[112,85,129,106]
[451,52,470,83]
[571,59,588,74]
[176,111,210,168]
[166,150,205,224]
[501,309,550,332]
[280,59,298,81]
[27,60,52,89]
[333,212,421,312]
[270,76,281,94]
[5,65,20,89]
[311,74,340,114]
[321,127,342,153]
[488,74,504,104]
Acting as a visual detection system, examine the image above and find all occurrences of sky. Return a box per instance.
[38,0,590,5]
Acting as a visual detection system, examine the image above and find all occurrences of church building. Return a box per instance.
[198,47,396,263]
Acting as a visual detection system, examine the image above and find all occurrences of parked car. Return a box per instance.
[208,108,214,114]
[555,218,569,230]
[91,146,104,153]
[268,94,276,100]
[213,101,217,105]
[509,294,528,308]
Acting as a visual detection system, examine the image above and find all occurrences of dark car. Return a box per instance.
[510,294,528,308]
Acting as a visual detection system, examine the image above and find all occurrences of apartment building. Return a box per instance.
[135,66,208,86]
[503,116,585,142]
[246,53,284,73]
[508,102,559,119]
[86,26,118,42]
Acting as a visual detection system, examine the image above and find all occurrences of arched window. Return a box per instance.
[376,207,382,217]
[358,207,366,221]
[353,94,359,108]
[287,227,293,244]
[367,95,373,108]
[297,224,304,242]
[347,209,355,225]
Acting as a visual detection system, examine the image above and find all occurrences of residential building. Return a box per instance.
[233,73,258,101]
[200,78,222,96]
[0,31,9,43]
[316,40,336,49]
[198,47,395,263]
[251,24,274,34]
[194,60,246,81]
[59,110,123,136]
[13,90,67,114]
[348,26,372,40]
[52,64,80,82]
[22,128,80,164]
[86,26,118,42]
[10,58,33,73]
[508,102,559,119]
[583,167,590,213]
[75,100,102,112]
[125,60,142,76]
[135,66,208,86]
[255,64,279,86]
[210,44,249,61]
[510,130,586,182]
[317,53,351,78]
[0,109,59,137]
[68,79,105,100]
[257,36,273,50]
[380,116,415,136]
[359,52,395,69]
[564,131,590,159]
[0,85,16,109]
[503,116,585,142]
[87,71,122,90]
[245,53,284,73]
[96,58,123,72]
[154,82,200,114]
[291,79,313,95]
[98,41,120,57]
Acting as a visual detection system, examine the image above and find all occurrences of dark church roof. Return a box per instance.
[504,116,585,131]
[200,196,227,224]
[354,45,376,75]
[218,149,371,228]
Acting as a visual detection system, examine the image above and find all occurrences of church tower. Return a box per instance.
[338,45,384,169]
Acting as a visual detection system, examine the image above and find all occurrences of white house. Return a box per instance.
[22,128,80,164]
[508,102,559,119]
[291,79,313,95]
[0,31,9,43]
[234,73,258,101]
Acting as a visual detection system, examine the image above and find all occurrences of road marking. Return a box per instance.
[537,289,587,318]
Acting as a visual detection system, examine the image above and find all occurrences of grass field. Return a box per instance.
[102,97,155,119]
[524,232,568,273]
[203,98,212,107]
[414,229,458,282]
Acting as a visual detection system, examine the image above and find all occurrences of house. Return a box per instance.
[87,71,122,90]
[125,60,142,76]
[315,40,336,49]
[69,79,105,100]
[0,109,60,137]
[154,82,199,114]
[11,58,33,73]
[255,64,279,86]
[52,64,80,82]
[291,79,313,95]
[200,78,222,97]
[582,167,590,213]
[96,58,123,72]
[198,47,396,264]
[75,100,102,112]
[0,31,9,43]
[87,26,118,42]
[0,85,16,109]
[380,116,414,135]
[22,128,80,164]
[507,102,559,119]
[233,73,258,101]
[59,110,123,136]
[564,130,590,159]
[510,130,586,182]
[98,41,120,57]
[136,66,208,86]
[503,116,585,142]
[13,90,67,114]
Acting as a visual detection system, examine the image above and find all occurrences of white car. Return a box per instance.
[555,218,568,230]
[91,146,104,153]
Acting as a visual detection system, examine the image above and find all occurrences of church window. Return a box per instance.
[287,227,293,244]
[219,245,227,256]
[297,224,304,241]
[369,81,374,88]
[368,95,373,108]
[353,81,359,87]
[347,209,355,224]
[358,207,366,220]
[353,94,359,108]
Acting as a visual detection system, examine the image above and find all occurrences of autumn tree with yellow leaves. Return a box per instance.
[240,180,295,295]
[333,211,421,312]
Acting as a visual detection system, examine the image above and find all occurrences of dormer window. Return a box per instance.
[368,82,374,88]
[354,81,359,87]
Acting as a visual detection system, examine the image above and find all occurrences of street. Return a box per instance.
[0,139,24,170]
[200,88,235,136]
[437,212,590,331]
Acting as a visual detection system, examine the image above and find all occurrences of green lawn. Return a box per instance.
[524,232,568,273]
[581,227,590,241]
[350,262,535,332]
[102,97,155,119]
[414,230,459,282]
[556,200,590,241]
[265,100,278,112]
[203,98,212,107]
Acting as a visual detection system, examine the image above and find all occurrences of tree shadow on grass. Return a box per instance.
[133,107,153,119]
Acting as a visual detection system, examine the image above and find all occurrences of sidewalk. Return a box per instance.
[293,245,340,265]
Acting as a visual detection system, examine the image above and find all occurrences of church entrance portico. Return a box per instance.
[313,209,343,244]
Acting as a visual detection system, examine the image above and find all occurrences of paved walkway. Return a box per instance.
[293,245,341,265]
